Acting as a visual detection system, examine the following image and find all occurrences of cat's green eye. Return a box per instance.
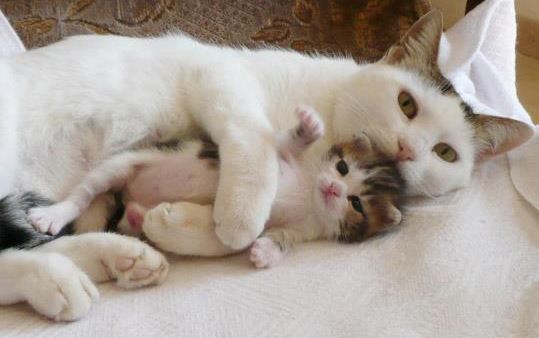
[336,160,349,176]
[398,91,417,119]
[433,143,458,162]
[348,195,363,213]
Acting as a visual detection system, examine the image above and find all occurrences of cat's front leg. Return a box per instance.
[189,65,279,250]
[279,105,325,161]
[35,233,169,289]
[0,250,99,321]
[249,227,306,268]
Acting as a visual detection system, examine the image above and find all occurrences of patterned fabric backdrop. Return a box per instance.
[0,0,430,61]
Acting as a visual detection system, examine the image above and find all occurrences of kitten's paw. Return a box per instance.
[28,202,78,235]
[296,105,324,145]
[22,253,99,321]
[100,237,169,288]
[249,237,283,269]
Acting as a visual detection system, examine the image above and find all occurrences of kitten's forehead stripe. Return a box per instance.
[363,166,405,196]
[336,139,405,243]
[198,141,219,160]
[328,144,344,158]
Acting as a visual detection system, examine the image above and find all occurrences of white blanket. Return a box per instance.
[1,150,537,337]
[0,4,538,338]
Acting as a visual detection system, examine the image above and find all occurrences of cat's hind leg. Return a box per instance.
[28,151,163,235]
[143,201,238,257]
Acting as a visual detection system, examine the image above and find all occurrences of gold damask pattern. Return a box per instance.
[0,0,430,61]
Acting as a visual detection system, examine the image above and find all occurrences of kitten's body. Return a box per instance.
[141,125,404,269]
[0,11,530,321]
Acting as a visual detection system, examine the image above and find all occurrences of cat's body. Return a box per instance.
[27,107,403,268]
[0,11,530,321]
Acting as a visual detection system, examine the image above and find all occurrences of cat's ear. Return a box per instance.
[386,204,402,227]
[381,10,443,67]
[470,114,533,161]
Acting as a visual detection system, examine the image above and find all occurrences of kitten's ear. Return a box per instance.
[382,10,443,67]
[386,204,402,227]
[352,133,373,151]
[471,114,533,161]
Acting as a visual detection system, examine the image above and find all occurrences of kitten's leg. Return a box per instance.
[279,105,324,160]
[190,67,279,250]
[28,151,162,235]
[249,227,306,268]
[143,202,238,257]
[35,233,169,289]
[73,193,116,233]
[0,249,99,321]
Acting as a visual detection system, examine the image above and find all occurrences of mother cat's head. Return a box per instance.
[333,10,531,197]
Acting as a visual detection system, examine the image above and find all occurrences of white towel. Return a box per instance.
[438,0,532,126]
[0,11,23,56]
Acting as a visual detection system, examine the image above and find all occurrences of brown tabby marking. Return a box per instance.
[329,137,404,243]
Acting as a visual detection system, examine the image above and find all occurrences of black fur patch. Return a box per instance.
[105,192,125,233]
[0,192,73,251]
[198,141,219,160]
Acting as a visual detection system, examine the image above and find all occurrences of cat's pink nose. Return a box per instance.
[322,182,342,198]
[396,139,415,161]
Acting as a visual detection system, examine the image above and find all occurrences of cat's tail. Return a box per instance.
[0,192,73,251]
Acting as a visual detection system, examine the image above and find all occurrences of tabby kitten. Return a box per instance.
[137,107,404,268]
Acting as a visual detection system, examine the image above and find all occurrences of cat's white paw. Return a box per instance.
[28,202,78,235]
[99,237,169,288]
[215,221,261,251]
[21,253,99,322]
[213,132,278,250]
[249,237,283,269]
[296,105,324,145]
[213,180,272,250]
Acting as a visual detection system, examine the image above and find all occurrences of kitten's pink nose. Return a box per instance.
[322,182,342,198]
[396,139,416,161]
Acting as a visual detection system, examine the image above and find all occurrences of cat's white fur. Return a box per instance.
[0,11,529,321]
[0,233,167,321]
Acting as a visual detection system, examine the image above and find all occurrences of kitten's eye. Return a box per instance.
[398,91,417,119]
[336,160,349,176]
[348,195,363,213]
[433,143,458,162]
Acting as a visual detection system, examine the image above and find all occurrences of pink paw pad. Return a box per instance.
[295,105,324,143]
[249,237,283,269]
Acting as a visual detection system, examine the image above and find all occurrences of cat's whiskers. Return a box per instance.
[405,167,436,198]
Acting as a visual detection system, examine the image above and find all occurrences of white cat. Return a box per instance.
[0,62,18,199]
[0,11,529,321]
